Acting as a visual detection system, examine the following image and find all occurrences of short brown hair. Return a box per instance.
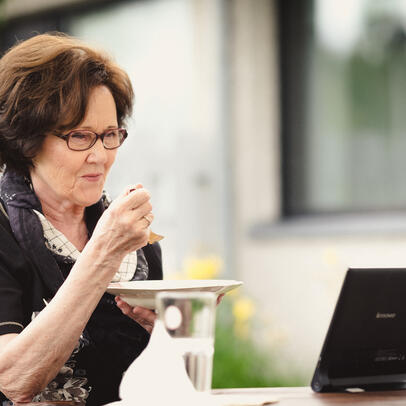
[0,32,134,174]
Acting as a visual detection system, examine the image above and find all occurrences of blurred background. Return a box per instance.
[2,0,406,388]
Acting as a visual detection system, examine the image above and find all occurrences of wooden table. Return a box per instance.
[212,386,406,405]
[12,387,406,405]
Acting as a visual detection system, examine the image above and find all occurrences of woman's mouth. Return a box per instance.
[82,173,103,182]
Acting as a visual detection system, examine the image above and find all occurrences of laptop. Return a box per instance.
[311,268,406,392]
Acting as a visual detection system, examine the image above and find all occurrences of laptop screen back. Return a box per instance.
[311,268,406,392]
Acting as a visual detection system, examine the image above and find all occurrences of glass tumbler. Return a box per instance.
[156,291,217,392]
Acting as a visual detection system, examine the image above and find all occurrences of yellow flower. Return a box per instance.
[234,321,250,339]
[232,297,255,323]
[226,287,239,298]
[184,256,222,280]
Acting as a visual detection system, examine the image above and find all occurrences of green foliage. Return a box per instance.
[212,299,305,389]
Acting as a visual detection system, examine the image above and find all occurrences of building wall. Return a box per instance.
[69,0,230,277]
[229,0,406,381]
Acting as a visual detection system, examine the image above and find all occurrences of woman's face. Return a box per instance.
[31,85,119,208]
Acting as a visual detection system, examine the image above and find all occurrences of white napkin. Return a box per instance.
[105,321,278,406]
[115,320,216,406]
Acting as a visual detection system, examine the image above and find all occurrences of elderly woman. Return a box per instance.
[0,33,161,405]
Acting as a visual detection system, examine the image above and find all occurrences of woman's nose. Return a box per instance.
[86,139,108,163]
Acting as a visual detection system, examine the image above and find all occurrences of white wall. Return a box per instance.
[238,234,406,378]
[71,0,230,276]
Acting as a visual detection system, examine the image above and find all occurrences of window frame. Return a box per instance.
[278,0,314,217]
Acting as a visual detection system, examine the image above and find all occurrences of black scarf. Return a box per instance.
[0,169,65,294]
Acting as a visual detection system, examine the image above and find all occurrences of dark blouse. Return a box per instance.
[0,206,163,405]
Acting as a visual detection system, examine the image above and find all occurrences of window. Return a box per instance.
[280,0,406,216]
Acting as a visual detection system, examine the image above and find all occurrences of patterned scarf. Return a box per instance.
[34,210,138,282]
[0,169,148,291]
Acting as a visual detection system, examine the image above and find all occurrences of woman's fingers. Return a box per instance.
[109,186,150,215]
[116,183,144,199]
[131,306,157,331]
[122,187,150,210]
[140,212,154,228]
[131,201,153,221]
[115,297,156,333]
[115,296,131,313]
[118,187,154,225]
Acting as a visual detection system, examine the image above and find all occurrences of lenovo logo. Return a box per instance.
[376,312,396,319]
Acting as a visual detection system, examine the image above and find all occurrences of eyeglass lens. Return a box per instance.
[68,129,126,150]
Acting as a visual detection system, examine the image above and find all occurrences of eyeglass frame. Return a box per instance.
[53,127,128,151]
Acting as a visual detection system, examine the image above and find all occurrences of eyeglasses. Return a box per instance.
[54,128,128,151]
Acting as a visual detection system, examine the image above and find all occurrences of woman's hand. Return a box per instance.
[115,296,156,333]
[91,184,154,258]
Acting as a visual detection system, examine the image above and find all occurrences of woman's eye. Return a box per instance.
[71,132,89,140]
[104,130,118,138]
